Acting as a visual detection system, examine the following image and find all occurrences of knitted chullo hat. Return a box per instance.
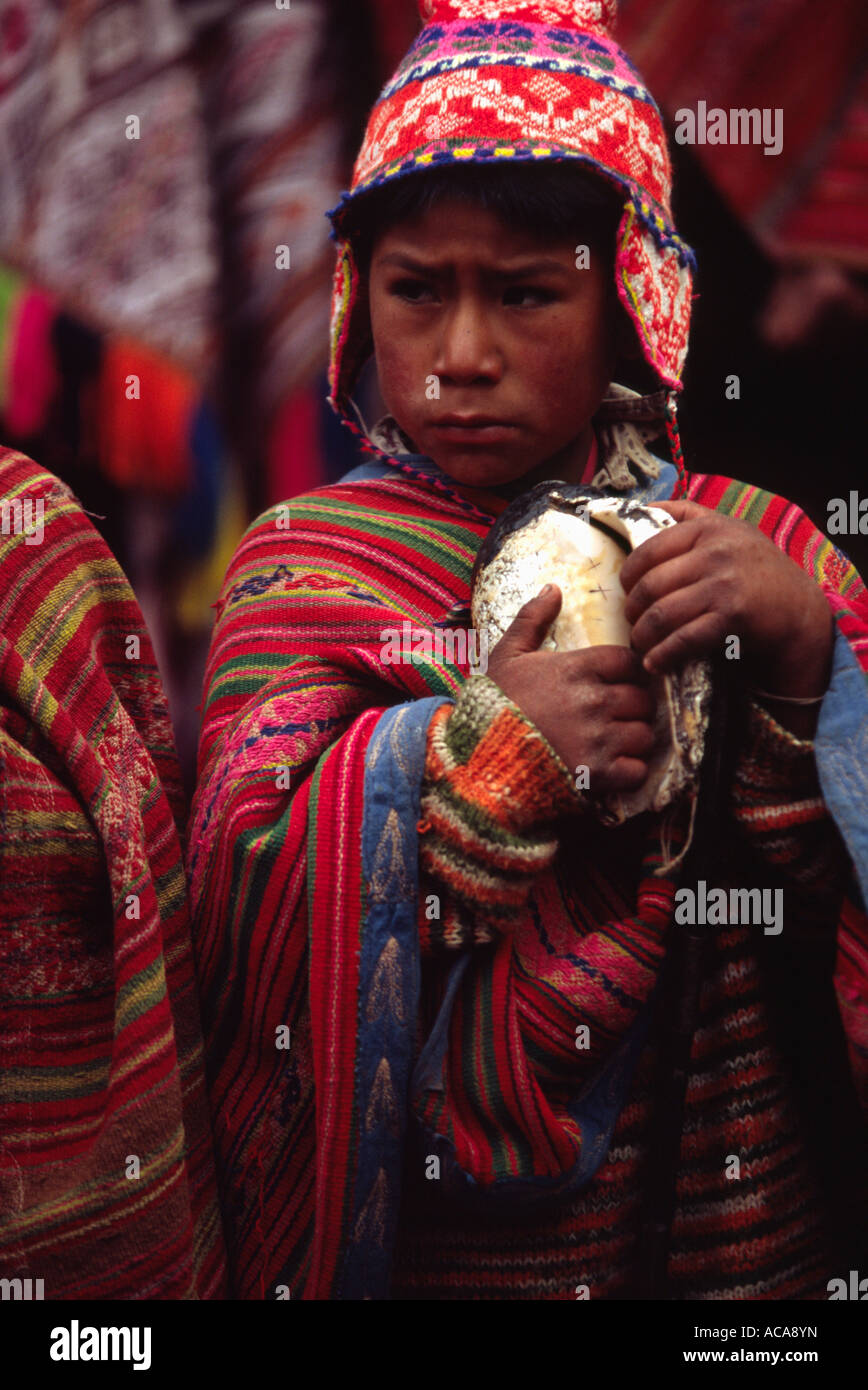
[324,0,696,475]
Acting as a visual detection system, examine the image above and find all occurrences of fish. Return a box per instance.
[470,482,713,824]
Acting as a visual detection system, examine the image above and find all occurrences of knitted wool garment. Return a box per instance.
[324,0,696,466]
[0,448,227,1298]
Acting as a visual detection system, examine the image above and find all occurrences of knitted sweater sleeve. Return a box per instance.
[417,674,583,952]
[416,677,848,952]
[729,697,849,898]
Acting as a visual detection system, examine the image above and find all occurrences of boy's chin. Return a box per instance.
[430,454,534,490]
[426,427,593,492]
[435,456,574,495]
[439,469,528,492]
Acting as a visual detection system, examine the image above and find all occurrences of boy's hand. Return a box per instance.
[620,499,834,698]
[485,585,655,793]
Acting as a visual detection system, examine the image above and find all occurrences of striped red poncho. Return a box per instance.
[188,436,868,1300]
[0,448,226,1298]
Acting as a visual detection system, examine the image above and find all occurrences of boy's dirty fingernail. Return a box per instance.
[538,583,552,596]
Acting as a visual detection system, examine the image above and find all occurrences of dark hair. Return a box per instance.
[341,160,623,279]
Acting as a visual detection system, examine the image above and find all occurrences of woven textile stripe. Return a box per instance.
[0,448,226,1298]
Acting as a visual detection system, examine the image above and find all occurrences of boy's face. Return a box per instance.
[367,196,618,493]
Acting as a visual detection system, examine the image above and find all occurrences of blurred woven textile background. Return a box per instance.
[0,0,417,783]
[618,0,867,265]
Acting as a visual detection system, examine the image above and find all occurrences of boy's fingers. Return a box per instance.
[629,579,716,656]
[622,551,705,625]
[606,682,656,722]
[605,756,650,791]
[620,517,703,593]
[649,500,708,522]
[612,721,657,758]
[499,584,562,654]
[642,610,728,674]
[573,644,648,685]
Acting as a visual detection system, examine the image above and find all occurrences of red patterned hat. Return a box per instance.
[325,0,695,447]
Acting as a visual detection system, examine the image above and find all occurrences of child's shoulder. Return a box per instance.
[246,472,436,539]
[217,471,465,616]
[235,467,482,571]
[0,445,107,572]
[687,467,860,594]
[686,466,827,543]
[0,444,79,510]
[687,467,804,523]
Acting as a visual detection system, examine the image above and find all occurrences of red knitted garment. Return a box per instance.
[0,448,227,1298]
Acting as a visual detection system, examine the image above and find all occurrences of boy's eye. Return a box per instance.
[391,278,435,303]
[502,285,556,307]
[389,279,556,307]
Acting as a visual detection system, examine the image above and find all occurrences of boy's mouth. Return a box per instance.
[431,415,518,445]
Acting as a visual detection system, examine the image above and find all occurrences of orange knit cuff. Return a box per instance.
[426,674,583,836]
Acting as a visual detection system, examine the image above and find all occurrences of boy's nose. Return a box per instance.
[435,301,501,380]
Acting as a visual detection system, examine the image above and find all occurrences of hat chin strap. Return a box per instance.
[345,392,371,437]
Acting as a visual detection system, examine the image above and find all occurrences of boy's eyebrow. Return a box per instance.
[375,251,570,278]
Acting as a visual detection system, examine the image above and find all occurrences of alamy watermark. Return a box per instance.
[674,102,782,157]
[1,496,44,545]
[1,1276,44,1299]
[380,622,488,673]
[675,881,783,935]
[827,491,868,536]
[827,1270,868,1299]
[50,1321,151,1370]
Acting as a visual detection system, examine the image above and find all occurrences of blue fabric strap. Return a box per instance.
[814,625,868,913]
[338,696,451,1300]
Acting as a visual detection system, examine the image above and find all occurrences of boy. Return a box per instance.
[188,0,868,1299]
